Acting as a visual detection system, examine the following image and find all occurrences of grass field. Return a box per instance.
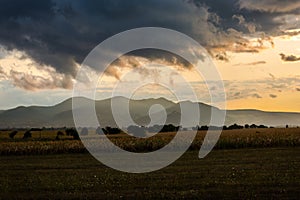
[0,128,299,155]
[0,128,299,199]
[0,148,299,199]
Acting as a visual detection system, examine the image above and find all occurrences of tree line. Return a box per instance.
[5,123,290,140]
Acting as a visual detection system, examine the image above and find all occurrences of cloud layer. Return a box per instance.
[280,53,300,62]
[0,0,299,90]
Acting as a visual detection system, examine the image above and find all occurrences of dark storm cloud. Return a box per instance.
[280,53,300,62]
[0,0,217,77]
[0,0,299,83]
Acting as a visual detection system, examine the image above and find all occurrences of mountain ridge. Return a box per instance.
[0,97,299,128]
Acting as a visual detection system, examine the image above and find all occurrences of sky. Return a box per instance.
[0,0,299,112]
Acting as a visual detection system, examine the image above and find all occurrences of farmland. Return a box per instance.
[0,128,299,199]
[0,128,299,155]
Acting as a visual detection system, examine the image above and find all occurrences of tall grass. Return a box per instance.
[0,128,299,155]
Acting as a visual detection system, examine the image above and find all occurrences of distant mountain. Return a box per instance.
[0,97,299,128]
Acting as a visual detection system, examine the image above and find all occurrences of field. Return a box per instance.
[0,128,300,199]
[0,128,300,155]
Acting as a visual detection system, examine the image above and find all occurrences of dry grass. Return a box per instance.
[0,128,299,155]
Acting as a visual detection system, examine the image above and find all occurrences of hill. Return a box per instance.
[0,97,299,128]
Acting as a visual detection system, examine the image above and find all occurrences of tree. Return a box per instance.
[55,131,64,140]
[96,127,104,135]
[80,127,89,136]
[127,125,146,137]
[23,130,32,139]
[148,124,163,133]
[105,127,121,135]
[9,130,18,139]
[244,124,249,129]
[159,124,180,132]
[65,128,79,140]
[228,124,243,130]
[199,125,209,130]
[258,125,268,129]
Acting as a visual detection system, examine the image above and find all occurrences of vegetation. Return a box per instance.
[22,130,32,139]
[55,131,64,140]
[65,128,80,140]
[0,127,299,199]
[0,128,299,155]
[0,148,299,199]
[8,130,18,139]
[127,125,146,137]
[80,127,89,136]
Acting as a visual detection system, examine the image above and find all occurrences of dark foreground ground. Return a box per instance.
[0,147,299,199]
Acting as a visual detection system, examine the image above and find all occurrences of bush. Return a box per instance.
[9,130,18,139]
[65,128,80,140]
[57,131,64,136]
[258,125,268,129]
[55,131,64,140]
[127,125,146,137]
[104,127,121,135]
[96,127,104,135]
[80,127,88,136]
[23,130,32,139]
[228,124,243,130]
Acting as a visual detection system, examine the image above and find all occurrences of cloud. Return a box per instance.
[0,0,289,79]
[8,70,73,91]
[248,61,267,66]
[0,50,74,91]
[215,52,229,62]
[232,14,256,33]
[238,0,300,13]
[1,0,225,78]
[234,61,266,66]
[282,30,300,37]
[0,81,72,109]
[0,0,298,91]
[252,93,262,99]
[222,75,300,100]
[104,49,195,80]
[280,53,300,62]
[269,94,277,98]
[269,73,275,79]
[234,92,241,97]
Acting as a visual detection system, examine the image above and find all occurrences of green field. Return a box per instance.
[0,128,300,199]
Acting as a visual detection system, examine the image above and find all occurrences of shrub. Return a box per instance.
[228,124,243,130]
[9,130,18,139]
[23,130,32,139]
[80,127,88,136]
[65,128,80,140]
[105,127,121,135]
[57,131,64,136]
[55,131,64,140]
[96,127,104,135]
[127,125,146,137]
